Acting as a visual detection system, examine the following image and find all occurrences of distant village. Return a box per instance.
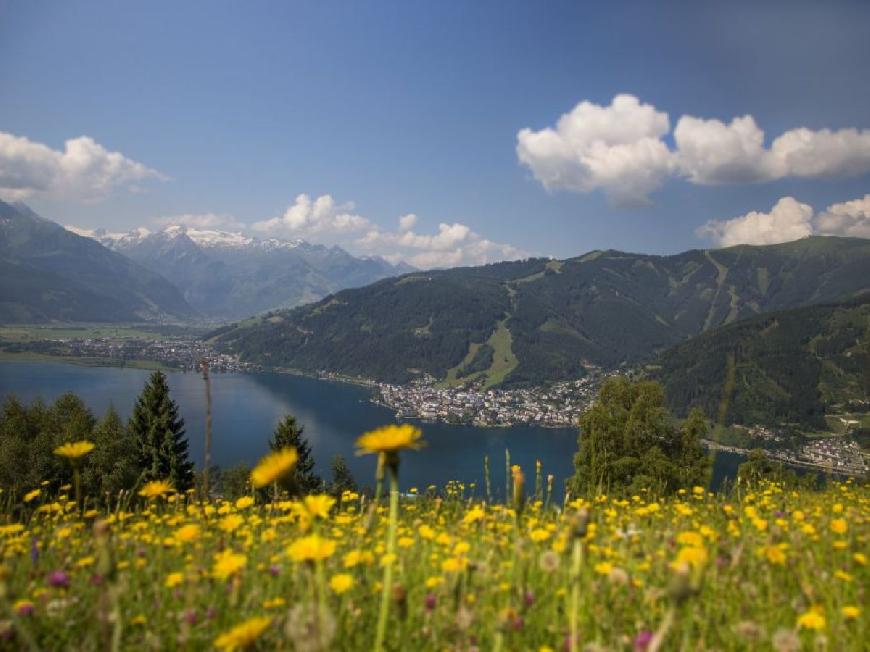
[0,335,256,374]
[373,372,615,427]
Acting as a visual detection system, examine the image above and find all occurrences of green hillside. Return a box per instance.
[211,237,870,386]
[652,295,870,431]
[0,201,196,323]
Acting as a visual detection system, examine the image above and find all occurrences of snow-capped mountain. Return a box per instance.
[67,223,413,321]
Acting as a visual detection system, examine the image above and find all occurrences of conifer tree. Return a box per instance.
[268,414,321,495]
[83,405,139,499]
[129,371,194,491]
[329,454,358,497]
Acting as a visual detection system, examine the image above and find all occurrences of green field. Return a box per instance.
[0,324,183,342]
[0,350,170,370]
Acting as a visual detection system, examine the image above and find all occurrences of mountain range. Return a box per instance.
[75,223,414,321]
[211,237,870,390]
[0,200,413,323]
[0,201,195,323]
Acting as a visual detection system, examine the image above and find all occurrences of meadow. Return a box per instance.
[0,426,865,651]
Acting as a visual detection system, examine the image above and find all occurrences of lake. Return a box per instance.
[0,361,744,498]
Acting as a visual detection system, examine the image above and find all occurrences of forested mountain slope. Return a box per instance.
[652,295,870,430]
[212,237,870,386]
[0,201,195,323]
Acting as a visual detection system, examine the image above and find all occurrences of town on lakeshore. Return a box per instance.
[373,373,609,427]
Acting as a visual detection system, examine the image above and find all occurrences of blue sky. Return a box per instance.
[1,0,869,265]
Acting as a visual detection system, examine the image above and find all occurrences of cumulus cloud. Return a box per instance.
[696,197,814,246]
[398,213,418,232]
[251,193,372,238]
[517,95,870,202]
[154,212,246,230]
[516,94,675,204]
[0,131,165,201]
[355,220,524,268]
[814,194,870,238]
[697,193,870,247]
[250,193,525,268]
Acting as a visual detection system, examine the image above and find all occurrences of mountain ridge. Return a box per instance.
[72,223,415,320]
[211,236,870,386]
[0,201,197,323]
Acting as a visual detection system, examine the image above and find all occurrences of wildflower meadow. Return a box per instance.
[0,424,866,651]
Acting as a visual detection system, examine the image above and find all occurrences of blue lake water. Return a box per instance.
[0,361,744,498]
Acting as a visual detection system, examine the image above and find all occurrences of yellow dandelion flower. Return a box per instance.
[138,480,173,499]
[286,534,336,563]
[23,489,41,503]
[343,550,362,568]
[676,531,703,547]
[54,440,95,459]
[212,549,247,580]
[841,606,860,620]
[303,494,335,519]
[830,518,847,534]
[165,572,184,588]
[250,448,298,488]
[671,546,707,570]
[329,573,354,594]
[594,561,613,575]
[441,557,466,573]
[763,545,787,565]
[235,496,255,510]
[214,615,272,651]
[355,424,425,455]
[463,507,485,525]
[174,524,200,543]
[418,524,435,540]
[529,528,551,543]
[219,514,244,533]
[797,608,825,630]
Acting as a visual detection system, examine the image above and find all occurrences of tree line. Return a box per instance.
[1,369,808,506]
[0,370,356,505]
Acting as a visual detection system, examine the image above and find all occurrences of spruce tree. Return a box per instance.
[83,405,139,499]
[329,454,358,497]
[268,414,321,495]
[129,371,194,491]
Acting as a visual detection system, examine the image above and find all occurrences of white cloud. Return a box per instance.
[516,94,674,204]
[251,193,372,238]
[675,117,870,184]
[0,131,165,201]
[697,193,870,247]
[398,213,417,232]
[696,197,815,247]
[518,95,870,202]
[155,212,246,230]
[673,115,773,184]
[814,194,870,238]
[356,221,525,269]
[244,193,524,268]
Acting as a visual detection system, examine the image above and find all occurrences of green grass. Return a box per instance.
[439,342,483,388]
[0,324,183,342]
[0,350,170,370]
[481,319,518,389]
